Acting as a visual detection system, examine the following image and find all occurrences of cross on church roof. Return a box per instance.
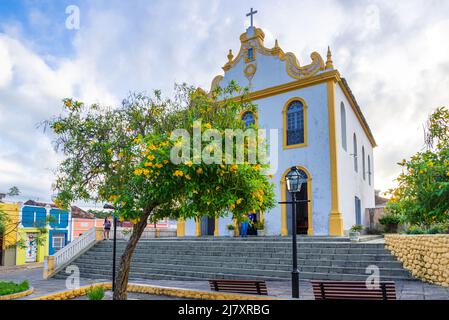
[246,8,258,27]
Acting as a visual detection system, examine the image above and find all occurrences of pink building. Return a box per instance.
[71,206,171,239]
[71,206,95,239]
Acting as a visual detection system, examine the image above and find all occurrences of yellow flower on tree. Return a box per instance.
[173,170,184,177]
[185,174,191,180]
[204,123,212,129]
[147,155,155,161]
[184,160,193,167]
[196,167,203,174]
[54,123,63,132]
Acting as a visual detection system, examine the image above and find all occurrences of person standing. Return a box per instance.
[240,215,249,237]
[103,217,112,240]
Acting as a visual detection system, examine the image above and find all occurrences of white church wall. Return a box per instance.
[254,83,333,236]
[218,215,234,236]
[184,218,196,236]
[334,85,375,231]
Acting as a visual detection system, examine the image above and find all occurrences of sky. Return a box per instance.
[0,0,448,206]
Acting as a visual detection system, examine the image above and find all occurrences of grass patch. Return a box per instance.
[0,280,30,296]
[86,286,105,300]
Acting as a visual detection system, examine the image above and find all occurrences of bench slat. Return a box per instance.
[311,280,396,300]
[209,279,268,296]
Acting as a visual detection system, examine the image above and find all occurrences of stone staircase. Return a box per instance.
[53,236,414,282]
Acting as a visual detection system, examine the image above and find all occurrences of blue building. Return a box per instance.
[20,200,72,261]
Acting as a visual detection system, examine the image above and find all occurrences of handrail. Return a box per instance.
[44,226,100,278]
[54,226,97,270]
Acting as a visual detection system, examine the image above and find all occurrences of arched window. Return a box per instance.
[368,155,372,186]
[362,146,366,180]
[284,99,306,147]
[340,102,347,151]
[355,196,362,225]
[242,111,256,128]
[353,133,358,172]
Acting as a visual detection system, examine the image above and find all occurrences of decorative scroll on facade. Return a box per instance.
[222,27,325,79]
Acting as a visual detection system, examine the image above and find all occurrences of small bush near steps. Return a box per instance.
[86,286,105,300]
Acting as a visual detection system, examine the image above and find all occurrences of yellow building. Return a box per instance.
[0,203,20,266]
[0,202,49,266]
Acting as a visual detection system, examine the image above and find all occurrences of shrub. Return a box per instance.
[226,224,235,231]
[428,223,449,234]
[86,286,105,300]
[254,221,265,230]
[405,223,449,234]
[350,225,363,233]
[405,226,427,234]
[379,214,402,226]
[0,280,29,296]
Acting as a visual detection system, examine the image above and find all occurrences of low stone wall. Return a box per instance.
[385,234,449,287]
[34,282,276,300]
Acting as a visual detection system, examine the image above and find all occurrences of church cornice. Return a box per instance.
[224,69,377,148]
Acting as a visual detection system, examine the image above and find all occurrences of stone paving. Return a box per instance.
[1,266,449,300]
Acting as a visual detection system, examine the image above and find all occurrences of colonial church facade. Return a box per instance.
[177,24,376,237]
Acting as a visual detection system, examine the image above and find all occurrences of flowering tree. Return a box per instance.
[47,83,276,299]
[387,107,449,228]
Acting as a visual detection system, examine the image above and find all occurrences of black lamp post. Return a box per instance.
[104,203,118,298]
[284,166,307,299]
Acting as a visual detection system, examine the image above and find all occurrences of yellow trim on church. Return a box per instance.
[282,97,308,149]
[327,80,344,236]
[195,218,201,237]
[214,216,219,236]
[280,166,313,236]
[223,27,325,80]
[176,219,185,237]
[222,69,376,148]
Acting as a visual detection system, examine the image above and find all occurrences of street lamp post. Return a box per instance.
[284,166,308,299]
[104,204,117,298]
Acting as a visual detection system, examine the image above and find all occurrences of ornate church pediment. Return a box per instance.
[222,27,325,79]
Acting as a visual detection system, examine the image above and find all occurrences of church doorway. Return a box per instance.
[200,216,215,236]
[285,169,310,235]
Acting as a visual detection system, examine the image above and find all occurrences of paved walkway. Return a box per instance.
[1,267,448,300]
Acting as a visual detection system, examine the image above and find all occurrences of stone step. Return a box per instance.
[130,236,356,242]
[97,241,386,249]
[80,250,399,262]
[87,245,389,254]
[71,260,411,278]
[74,256,404,270]
[54,237,414,283]
[55,266,411,282]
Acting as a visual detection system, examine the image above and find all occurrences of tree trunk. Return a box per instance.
[113,210,151,300]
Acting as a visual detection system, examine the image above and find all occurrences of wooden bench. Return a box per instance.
[208,279,268,295]
[311,280,396,300]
